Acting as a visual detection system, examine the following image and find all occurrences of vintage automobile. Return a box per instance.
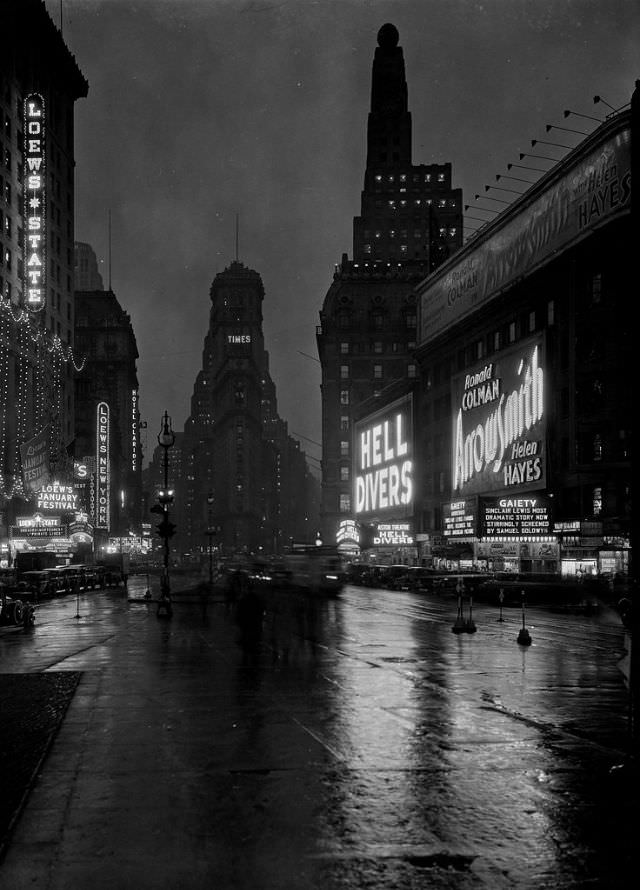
[0,584,36,628]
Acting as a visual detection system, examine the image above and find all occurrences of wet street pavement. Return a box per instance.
[0,577,634,889]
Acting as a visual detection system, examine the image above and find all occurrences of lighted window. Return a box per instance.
[414,230,422,239]
[340,440,349,457]
[408,364,417,378]
[389,229,396,239]
[340,465,350,482]
[399,174,406,182]
[424,174,431,182]
[373,364,382,379]
[400,244,408,253]
[592,487,602,516]
[375,231,381,239]
[547,300,555,325]
[375,174,382,182]
[387,175,394,183]
[373,341,382,353]
[340,415,349,431]
[364,244,371,254]
[340,389,349,405]
[373,389,381,399]
[439,199,446,208]
[438,173,445,182]
[593,434,603,462]
[388,200,396,209]
[339,494,351,513]
[449,227,457,237]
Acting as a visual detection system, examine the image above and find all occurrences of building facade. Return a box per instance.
[317,23,462,546]
[353,87,634,580]
[167,259,319,562]
[0,0,88,566]
[74,269,143,550]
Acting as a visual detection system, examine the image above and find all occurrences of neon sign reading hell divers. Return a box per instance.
[355,411,412,514]
[453,344,544,493]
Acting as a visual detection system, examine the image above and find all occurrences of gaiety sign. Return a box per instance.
[452,337,546,498]
[96,402,110,530]
[354,395,413,518]
[23,94,46,311]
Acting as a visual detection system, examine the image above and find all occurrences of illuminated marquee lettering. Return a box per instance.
[354,398,413,516]
[23,94,46,311]
[36,481,78,512]
[453,343,544,495]
[96,402,110,530]
[131,389,138,472]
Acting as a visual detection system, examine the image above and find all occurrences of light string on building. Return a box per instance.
[0,299,86,499]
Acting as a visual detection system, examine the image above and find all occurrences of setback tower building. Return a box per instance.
[317,23,462,546]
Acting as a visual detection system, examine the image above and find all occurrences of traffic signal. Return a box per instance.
[156,519,177,539]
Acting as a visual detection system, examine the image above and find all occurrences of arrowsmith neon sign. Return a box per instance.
[23,94,46,310]
[453,339,545,497]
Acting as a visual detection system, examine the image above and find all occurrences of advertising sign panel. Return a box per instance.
[20,427,50,492]
[23,94,46,310]
[419,125,631,346]
[480,494,552,538]
[354,394,413,520]
[363,522,415,547]
[452,337,546,498]
[443,499,477,538]
[96,402,110,530]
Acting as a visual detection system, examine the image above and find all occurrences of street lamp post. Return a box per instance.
[206,490,215,588]
[156,411,176,618]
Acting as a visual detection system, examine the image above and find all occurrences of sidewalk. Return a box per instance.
[0,585,635,889]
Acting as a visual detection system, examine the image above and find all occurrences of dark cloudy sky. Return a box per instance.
[45,0,639,471]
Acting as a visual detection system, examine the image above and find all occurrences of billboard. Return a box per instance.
[419,125,630,346]
[452,337,546,498]
[20,427,50,492]
[443,499,477,539]
[95,402,110,530]
[354,394,413,520]
[480,494,552,538]
[23,94,46,311]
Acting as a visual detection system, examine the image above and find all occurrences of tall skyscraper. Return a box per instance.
[174,260,319,559]
[316,23,462,544]
[1,0,88,566]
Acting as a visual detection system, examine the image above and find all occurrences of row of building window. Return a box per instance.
[338,311,416,329]
[374,172,447,185]
[339,363,416,380]
[340,340,416,354]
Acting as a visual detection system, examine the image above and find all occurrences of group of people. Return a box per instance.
[223,567,323,666]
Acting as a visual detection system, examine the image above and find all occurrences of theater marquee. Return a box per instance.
[452,337,546,498]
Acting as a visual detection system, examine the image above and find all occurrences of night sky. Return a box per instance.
[45,0,639,472]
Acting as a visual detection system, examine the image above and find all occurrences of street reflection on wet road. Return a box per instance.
[0,577,633,888]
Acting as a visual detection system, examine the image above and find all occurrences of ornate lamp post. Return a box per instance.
[156,411,176,618]
[206,490,215,588]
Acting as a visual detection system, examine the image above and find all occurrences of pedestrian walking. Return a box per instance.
[235,581,265,666]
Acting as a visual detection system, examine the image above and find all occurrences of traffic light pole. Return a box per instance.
[156,411,176,618]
